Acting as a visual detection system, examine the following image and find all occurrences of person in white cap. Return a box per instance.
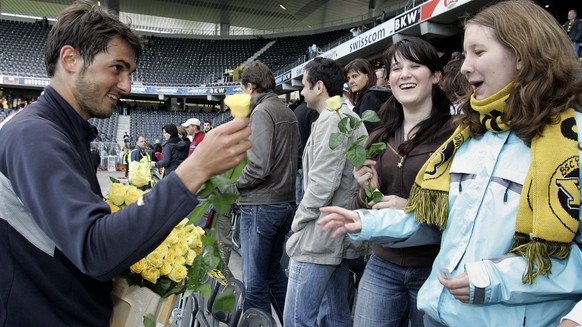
[181,117,205,156]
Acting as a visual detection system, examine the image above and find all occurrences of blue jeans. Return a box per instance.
[284,259,351,327]
[354,253,431,327]
[239,203,294,324]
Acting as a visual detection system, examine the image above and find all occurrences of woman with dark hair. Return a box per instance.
[319,1,582,326]
[344,58,391,132]
[350,37,455,326]
[151,123,188,178]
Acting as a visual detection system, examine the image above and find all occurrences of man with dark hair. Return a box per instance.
[284,57,367,326]
[0,1,251,325]
[563,9,582,57]
[236,60,299,323]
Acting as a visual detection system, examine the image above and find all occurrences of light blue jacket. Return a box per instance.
[350,113,582,326]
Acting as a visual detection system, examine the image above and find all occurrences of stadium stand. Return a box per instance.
[89,111,120,143]
[0,20,49,77]
[258,28,351,74]
[0,19,350,86]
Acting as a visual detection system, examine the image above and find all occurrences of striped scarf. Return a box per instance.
[405,82,579,283]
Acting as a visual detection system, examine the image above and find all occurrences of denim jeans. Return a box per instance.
[284,259,351,327]
[239,203,294,324]
[353,253,431,327]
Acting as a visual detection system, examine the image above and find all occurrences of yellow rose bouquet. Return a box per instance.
[326,95,386,207]
[106,182,222,298]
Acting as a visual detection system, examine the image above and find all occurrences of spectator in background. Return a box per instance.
[152,138,162,162]
[375,67,389,87]
[345,58,391,132]
[90,145,101,172]
[203,120,213,133]
[292,96,319,205]
[182,118,205,156]
[177,125,191,151]
[563,9,582,57]
[441,53,470,114]
[123,131,130,148]
[151,123,188,178]
[236,60,299,324]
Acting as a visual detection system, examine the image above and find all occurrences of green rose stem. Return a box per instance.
[180,94,250,313]
[327,97,385,208]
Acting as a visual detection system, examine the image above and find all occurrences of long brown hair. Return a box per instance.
[456,0,582,143]
[368,37,452,156]
[344,58,377,105]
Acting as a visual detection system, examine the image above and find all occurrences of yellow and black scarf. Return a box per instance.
[405,82,580,283]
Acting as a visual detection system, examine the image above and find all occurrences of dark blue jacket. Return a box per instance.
[0,86,199,326]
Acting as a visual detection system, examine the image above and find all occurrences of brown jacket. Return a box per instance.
[353,119,456,267]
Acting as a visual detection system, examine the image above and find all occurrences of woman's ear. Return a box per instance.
[433,71,442,84]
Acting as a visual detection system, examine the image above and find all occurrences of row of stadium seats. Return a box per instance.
[0,19,349,86]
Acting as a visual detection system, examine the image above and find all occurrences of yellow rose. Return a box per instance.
[130,258,147,273]
[170,243,188,256]
[108,183,128,206]
[141,267,160,284]
[224,93,251,118]
[165,230,179,245]
[146,251,164,268]
[105,199,120,213]
[176,218,189,228]
[168,264,188,283]
[185,249,196,265]
[125,187,143,206]
[325,95,343,111]
[160,260,173,275]
[173,255,187,266]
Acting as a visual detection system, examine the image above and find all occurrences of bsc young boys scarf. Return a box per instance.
[405,82,580,284]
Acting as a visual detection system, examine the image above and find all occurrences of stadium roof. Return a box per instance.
[1,0,411,36]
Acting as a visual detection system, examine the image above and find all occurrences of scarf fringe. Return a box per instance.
[406,183,449,231]
[509,233,571,284]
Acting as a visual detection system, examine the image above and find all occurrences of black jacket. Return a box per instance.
[353,86,392,133]
[155,136,188,177]
[563,19,582,43]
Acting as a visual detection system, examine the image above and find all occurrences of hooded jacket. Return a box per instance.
[353,85,392,133]
[155,136,188,177]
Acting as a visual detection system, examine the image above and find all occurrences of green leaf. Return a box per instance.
[202,246,222,270]
[187,201,211,225]
[329,132,345,150]
[364,187,372,197]
[209,193,239,214]
[109,176,121,184]
[338,116,349,133]
[372,189,384,203]
[226,157,248,183]
[197,283,212,298]
[210,174,232,193]
[348,114,361,130]
[187,256,210,290]
[143,314,155,327]
[196,182,214,199]
[346,145,367,168]
[367,142,387,158]
[213,288,235,312]
[361,110,380,122]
